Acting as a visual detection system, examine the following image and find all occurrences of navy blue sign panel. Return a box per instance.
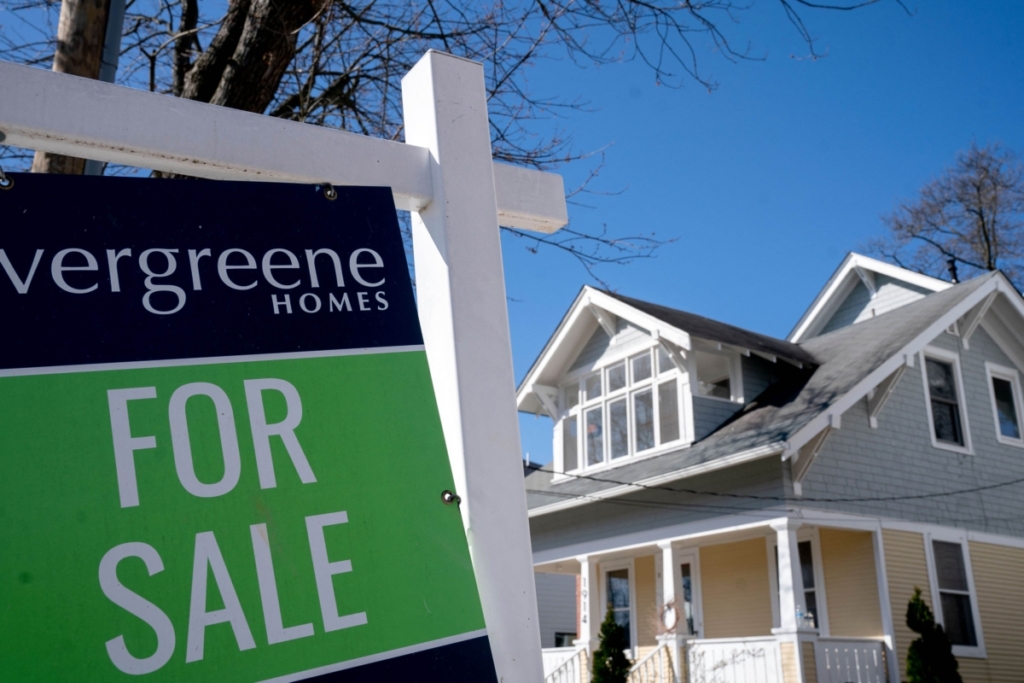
[0,173,422,370]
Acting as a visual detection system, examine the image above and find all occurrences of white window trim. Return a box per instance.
[923,529,986,659]
[600,558,638,655]
[688,346,745,404]
[550,434,692,483]
[766,529,830,635]
[984,361,1024,448]
[920,347,974,455]
[676,547,704,638]
[556,344,688,476]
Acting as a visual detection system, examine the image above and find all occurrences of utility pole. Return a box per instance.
[32,0,126,175]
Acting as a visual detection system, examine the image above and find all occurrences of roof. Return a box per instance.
[526,273,1006,514]
[603,292,817,367]
[516,286,817,414]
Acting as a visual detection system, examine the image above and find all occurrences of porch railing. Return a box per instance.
[814,638,887,683]
[628,642,676,683]
[686,637,783,683]
[544,647,590,683]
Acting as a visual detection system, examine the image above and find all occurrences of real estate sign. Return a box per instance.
[0,175,496,682]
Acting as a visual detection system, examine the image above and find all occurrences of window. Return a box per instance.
[768,532,828,634]
[607,569,631,631]
[986,363,1024,445]
[932,541,978,647]
[926,358,963,445]
[922,348,971,453]
[926,536,983,656]
[680,562,696,636]
[772,541,819,628]
[562,415,578,472]
[601,561,636,649]
[554,632,576,648]
[694,350,736,401]
[559,346,684,472]
[798,541,819,629]
[585,406,603,466]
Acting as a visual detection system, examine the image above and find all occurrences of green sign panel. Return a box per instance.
[0,175,497,682]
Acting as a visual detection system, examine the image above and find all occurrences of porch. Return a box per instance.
[537,516,895,683]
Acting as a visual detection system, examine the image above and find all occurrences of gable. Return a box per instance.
[820,274,935,335]
[568,317,651,374]
[790,253,950,342]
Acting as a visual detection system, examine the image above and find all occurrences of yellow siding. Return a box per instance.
[819,528,883,637]
[780,641,798,683]
[801,641,818,683]
[635,555,659,647]
[700,538,774,638]
[882,529,931,678]
[955,541,1024,683]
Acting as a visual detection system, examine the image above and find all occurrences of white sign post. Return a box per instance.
[0,49,565,682]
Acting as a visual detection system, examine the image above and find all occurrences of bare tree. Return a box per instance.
[871,143,1024,289]
[1,0,903,279]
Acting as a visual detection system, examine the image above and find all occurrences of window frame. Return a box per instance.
[984,362,1024,447]
[920,347,974,455]
[600,558,638,654]
[556,344,686,475]
[766,528,830,636]
[690,346,745,404]
[663,547,703,639]
[923,530,986,659]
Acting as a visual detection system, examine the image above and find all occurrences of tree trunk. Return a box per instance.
[207,0,323,114]
[180,0,252,103]
[31,0,112,174]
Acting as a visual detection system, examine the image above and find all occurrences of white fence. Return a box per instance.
[544,647,590,683]
[814,638,887,683]
[544,637,885,683]
[686,637,783,683]
[629,643,676,683]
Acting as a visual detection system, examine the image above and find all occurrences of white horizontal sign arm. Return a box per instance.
[0,59,567,233]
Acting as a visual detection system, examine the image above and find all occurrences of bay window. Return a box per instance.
[560,345,684,472]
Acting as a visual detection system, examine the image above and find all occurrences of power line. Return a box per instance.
[524,463,1024,504]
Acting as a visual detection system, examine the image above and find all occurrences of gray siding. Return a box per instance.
[692,395,743,441]
[529,457,787,555]
[568,317,651,374]
[742,355,782,401]
[821,281,872,334]
[535,573,578,647]
[820,275,933,335]
[801,326,1024,537]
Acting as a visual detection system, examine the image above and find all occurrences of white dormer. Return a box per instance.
[518,287,809,479]
[788,253,951,343]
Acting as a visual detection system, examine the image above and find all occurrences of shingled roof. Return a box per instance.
[603,291,817,367]
[525,273,1000,512]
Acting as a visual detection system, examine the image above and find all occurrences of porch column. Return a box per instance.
[771,519,816,683]
[657,541,684,683]
[575,555,600,652]
[871,526,902,683]
[771,519,807,632]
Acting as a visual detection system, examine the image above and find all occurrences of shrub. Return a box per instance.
[591,607,631,683]
[906,587,962,683]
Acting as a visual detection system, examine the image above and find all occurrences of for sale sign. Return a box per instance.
[0,174,497,682]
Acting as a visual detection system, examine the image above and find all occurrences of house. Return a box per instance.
[518,254,1024,683]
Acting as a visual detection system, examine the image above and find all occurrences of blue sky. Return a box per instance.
[504,2,1024,464]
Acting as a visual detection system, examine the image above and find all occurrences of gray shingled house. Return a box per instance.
[518,254,1024,683]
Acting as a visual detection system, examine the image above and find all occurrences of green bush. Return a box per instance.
[591,607,631,683]
[906,587,962,683]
